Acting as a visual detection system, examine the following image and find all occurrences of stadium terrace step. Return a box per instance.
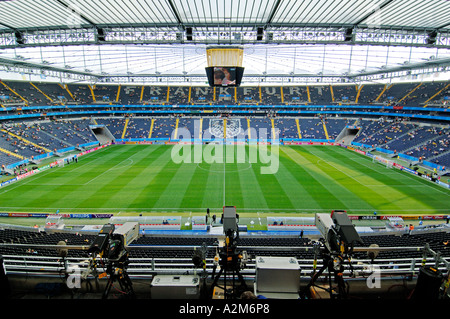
[397,82,423,104]
[322,120,329,140]
[29,82,53,104]
[0,129,51,153]
[0,146,24,159]
[295,118,302,139]
[121,118,130,139]
[424,83,450,107]
[0,81,28,106]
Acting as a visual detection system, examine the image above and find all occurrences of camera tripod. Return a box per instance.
[302,242,354,299]
[102,255,135,299]
[210,230,248,299]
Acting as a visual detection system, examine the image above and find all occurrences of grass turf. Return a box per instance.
[0,144,448,216]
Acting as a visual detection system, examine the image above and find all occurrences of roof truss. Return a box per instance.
[0,0,449,49]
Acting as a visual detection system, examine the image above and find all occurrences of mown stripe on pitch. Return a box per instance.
[274,151,322,211]
[280,146,349,211]
[324,146,410,186]
[223,146,245,209]
[197,145,239,209]
[300,146,397,211]
[48,145,153,209]
[180,158,211,210]
[3,145,142,209]
[108,145,172,210]
[237,145,269,211]
[49,144,133,186]
[250,146,296,210]
[301,146,415,213]
[308,146,441,213]
[153,162,199,209]
[88,145,167,209]
[200,161,225,209]
[0,144,123,201]
[60,145,163,209]
[124,146,179,209]
[283,146,376,212]
[330,145,450,200]
[144,147,190,209]
[326,146,450,211]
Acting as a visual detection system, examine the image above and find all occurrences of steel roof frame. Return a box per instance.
[1,0,449,83]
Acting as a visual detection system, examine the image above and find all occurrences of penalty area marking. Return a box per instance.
[315,153,450,196]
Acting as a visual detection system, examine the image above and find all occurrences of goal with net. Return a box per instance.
[372,155,394,168]
[57,159,65,167]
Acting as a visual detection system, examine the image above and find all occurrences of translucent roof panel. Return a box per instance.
[362,0,450,29]
[172,0,279,25]
[271,0,388,26]
[0,0,90,29]
[62,0,179,25]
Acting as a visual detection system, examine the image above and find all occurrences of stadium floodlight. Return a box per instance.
[426,30,438,45]
[14,31,25,45]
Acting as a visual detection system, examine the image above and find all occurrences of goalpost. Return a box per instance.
[372,155,394,169]
[57,159,65,168]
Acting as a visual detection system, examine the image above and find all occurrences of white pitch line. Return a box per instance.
[0,144,113,193]
[341,150,450,197]
[63,145,111,173]
[314,153,377,188]
[83,153,140,185]
[0,166,57,195]
[313,148,450,197]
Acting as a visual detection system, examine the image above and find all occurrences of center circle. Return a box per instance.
[196,162,253,173]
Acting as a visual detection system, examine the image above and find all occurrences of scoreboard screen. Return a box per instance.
[206,66,244,87]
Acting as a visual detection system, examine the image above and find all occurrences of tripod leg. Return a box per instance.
[102,276,114,299]
[234,271,248,298]
[334,272,347,299]
[300,255,335,299]
[118,272,135,298]
[237,272,247,290]
[210,267,223,299]
[302,262,328,296]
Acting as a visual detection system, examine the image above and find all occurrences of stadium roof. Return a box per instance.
[0,0,449,84]
[0,0,449,31]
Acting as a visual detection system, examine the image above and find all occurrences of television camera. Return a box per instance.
[315,210,362,255]
[210,206,249,299]
[303,210,362,299]
[87,222,139,299]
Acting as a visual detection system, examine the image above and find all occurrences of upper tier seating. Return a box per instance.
[1,81,448,108]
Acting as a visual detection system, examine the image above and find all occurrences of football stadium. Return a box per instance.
[0,0,450,306]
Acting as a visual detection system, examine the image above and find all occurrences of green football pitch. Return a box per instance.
[0,144,449,216]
